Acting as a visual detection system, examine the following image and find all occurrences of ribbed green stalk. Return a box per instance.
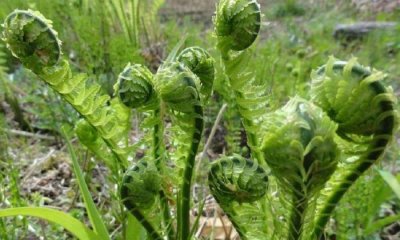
[312,124,394,238]
[288,185,308,240]
[152,109,174,239]
[179,104,204,240]
[121,199,163,240]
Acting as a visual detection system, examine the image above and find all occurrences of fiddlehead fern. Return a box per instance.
[309,57,398,239]
[115,63,174,239]
[116,63,157,109]
[214,0,267,166]
[261,97,339,240]
[2,9,62,73]
[2,10,131,169]
[208,155,268,239]
[177,46,215,100]
[214,0,261,53]
[154,61,205,240]
[120,160,163,240]
[155,62,201,113]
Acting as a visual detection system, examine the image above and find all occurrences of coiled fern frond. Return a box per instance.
[120,160,163,240]
[2,9,62,73]
[177,46,215,100]
[2,9,131,168]
[155,61,201,114]
[214,0,268,166]
[261,97,339,240]
[115,63,157,109]
[208,155,268,239]
[214,0,261,53]
[309,57,398,239]
[154,61,206,240]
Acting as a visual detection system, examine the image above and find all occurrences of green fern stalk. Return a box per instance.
[152,108,174,239]
[214,0,267,166]
[154,61,205,240]
[310,58,398,239]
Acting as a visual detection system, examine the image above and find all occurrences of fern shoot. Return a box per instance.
[177,46,215,100]
[2,9,131,169]
[214,0,268,166]
[115,62,175,239]
[310,57,398,239]
[208,155,268,239]
[154,61,205,240]
[261,97,339,240]
[120,160,163,240]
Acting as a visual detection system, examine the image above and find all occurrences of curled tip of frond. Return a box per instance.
[2,9,62,72]
[214,0,261,52]
[120,160,161,210]
[116,63,156,109]
[154,61,201,113]
[310,56,398,136]
[177,47,215,100]
[208,155,268,204]
[261,97,339,194]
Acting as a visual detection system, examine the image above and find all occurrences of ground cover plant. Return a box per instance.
[0,0,399,239]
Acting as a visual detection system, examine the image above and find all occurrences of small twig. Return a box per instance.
[6,129,56,141]
[196,103,227,173]
[22,149,56,183]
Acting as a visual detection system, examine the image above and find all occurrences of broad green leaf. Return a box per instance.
[0,207,98,240]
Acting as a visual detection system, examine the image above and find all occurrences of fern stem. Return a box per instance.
[225,211,247,240]
[179,104,204,240]
[288,186,308,240]
[221,51,267,166]
[312,83,395,239]
[152,109,174,239]
[241,116,265,165]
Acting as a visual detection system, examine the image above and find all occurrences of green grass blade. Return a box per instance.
[61,127,110,240]
[0,207,99,240]
[378,170,400,200]
[364,213,400,236]
[125,213,146,240]
[165,36,186,63]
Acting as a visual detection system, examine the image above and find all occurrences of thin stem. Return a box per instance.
[220,51,267,167]
[195,103,227,173]
[234,90,266,166]
[179,104,204,240]
[288,187,308,240]
[152,109,174,239]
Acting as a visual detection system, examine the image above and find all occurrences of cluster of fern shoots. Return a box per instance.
[1,0,398,239]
